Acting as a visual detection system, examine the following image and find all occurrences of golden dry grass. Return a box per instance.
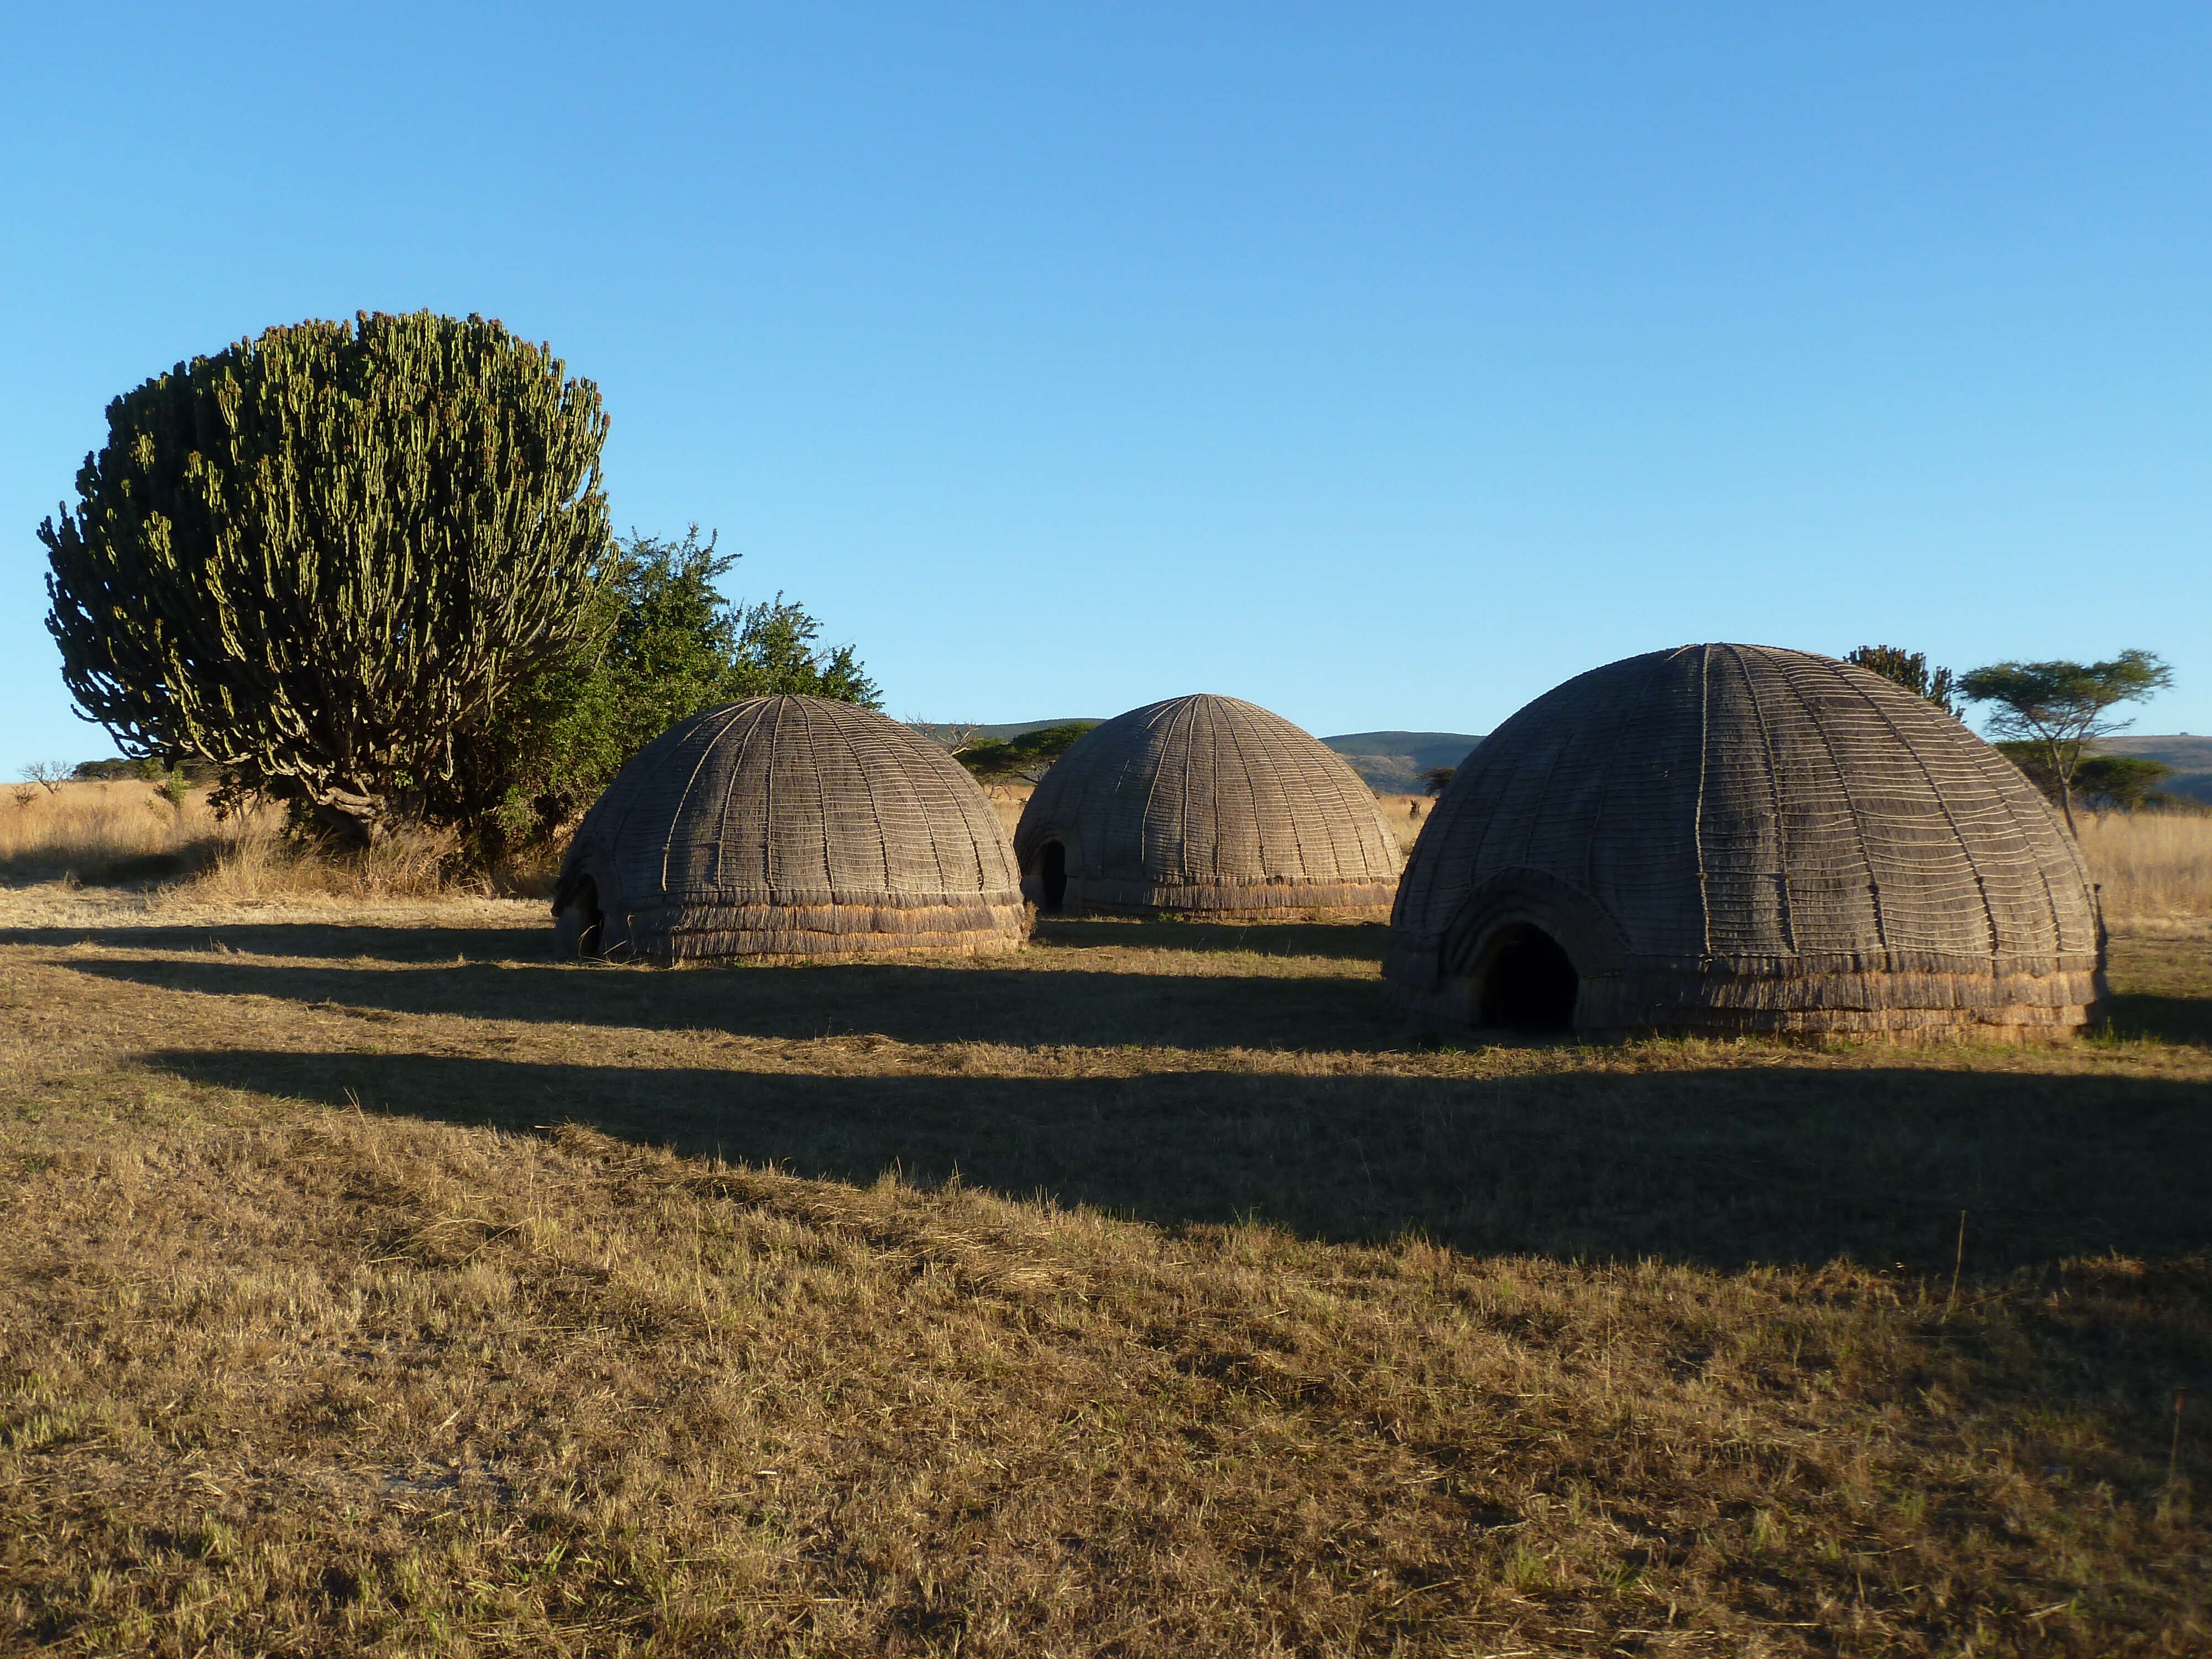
[0,782,541,904]
[2078,810,2212,926]
[1,889,2207,1656]
[0,779,211,883]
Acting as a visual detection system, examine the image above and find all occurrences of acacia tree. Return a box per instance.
[39,312,611,844]
[953,723,1098,785]
[1845,645,1959,716]
[1995,745,2174,814]
[1959,650,2173,834]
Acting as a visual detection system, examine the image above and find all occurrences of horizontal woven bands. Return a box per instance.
[1589,1009,2095,1044]
[620,901,1029,963]
[1577,965,2103,1018]
[640,900,1028,937]
[1387,968,2098,1043]
[1384,941,2101,987]
[591,884,1026,914]
[1062,876,1402,914]
[653,926,1026,963]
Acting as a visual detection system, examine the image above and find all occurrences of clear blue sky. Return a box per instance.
[4,3,2205,767]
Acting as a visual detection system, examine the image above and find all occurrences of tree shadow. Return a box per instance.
[149,1047,2212,1274]
[66,953,1400,1053]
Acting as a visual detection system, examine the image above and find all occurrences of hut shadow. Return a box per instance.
[147,1046,2212,1273]
[2104,989,2212,1047]
[2,915,1389,967]
[65,953,1396,1054]
[0,922,538,964]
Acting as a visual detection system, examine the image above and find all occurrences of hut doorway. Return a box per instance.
[1037,841,1068,912]
[1473,922,1578,1031]
[559,874,606,957]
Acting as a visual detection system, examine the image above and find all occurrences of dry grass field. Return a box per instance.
[2077,812,2212,928]
[2,785,2210,1656]
[0,782,533,902]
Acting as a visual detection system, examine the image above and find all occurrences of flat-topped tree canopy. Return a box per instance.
[553,696,1026,962]
[1386,644,2106,1041]
[1014,693,1405,918]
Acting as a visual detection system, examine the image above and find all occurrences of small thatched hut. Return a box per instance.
[552,696,1027,962]
[1013,693,1404,918]
[1386,644,2105,1041]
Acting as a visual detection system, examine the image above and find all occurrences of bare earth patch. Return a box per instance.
[1,885,2206,1656]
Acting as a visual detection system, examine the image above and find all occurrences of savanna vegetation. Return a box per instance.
[952,723,1100,785]
[38,316,873,868]
[1,801,2209,1656]
[14,321,2206,1655]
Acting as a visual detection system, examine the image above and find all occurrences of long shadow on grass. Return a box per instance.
[2105,990,2212,1046]
[0,922,538,963]
[67,942,2212,1053]
[1036,919,1392,961]
[67,953,1396,1053]
[149,1046,2212,1273]
[0,915,1387,966]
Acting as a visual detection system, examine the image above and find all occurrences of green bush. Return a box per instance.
[457,528,879,858]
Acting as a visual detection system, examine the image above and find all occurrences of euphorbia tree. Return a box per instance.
[39,311,611,843]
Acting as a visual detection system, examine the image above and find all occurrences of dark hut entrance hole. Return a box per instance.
[562,874,606,957]
[1037,841,1068,913]
[1473,922,1579,1031]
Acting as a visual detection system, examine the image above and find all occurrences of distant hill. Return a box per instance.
[1320,731,1485,794]
[2091,735,2212,805]
[906,722,2207,806]
[911,719,1484,794]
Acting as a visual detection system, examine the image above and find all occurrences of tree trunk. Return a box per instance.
[309,782,388,849]
[2047,738,2079,837]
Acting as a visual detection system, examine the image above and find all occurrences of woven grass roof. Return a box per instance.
[1014,693,1404,917]
[554,696,1026,962]
[1385,645,2105,1041]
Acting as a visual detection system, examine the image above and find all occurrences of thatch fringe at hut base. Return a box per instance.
[627,899,1029,963]
[1068,877,1400,920]
[1394,962,2102,1043]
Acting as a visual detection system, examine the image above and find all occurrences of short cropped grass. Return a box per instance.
[1,893,2207,1656]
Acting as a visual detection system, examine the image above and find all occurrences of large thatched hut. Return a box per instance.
[1013,693,1404,918]
[1385,644,2105,1041]
[552,696,1027,961]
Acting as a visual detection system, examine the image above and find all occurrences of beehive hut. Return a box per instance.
[1014,693,1404,917]
[552,696,1027,961]
[1385,644,2105,1041]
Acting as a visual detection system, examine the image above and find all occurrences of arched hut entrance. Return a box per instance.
[554,874,605,958]
[1471,922,1578,1030]
[1036,841,1068,913]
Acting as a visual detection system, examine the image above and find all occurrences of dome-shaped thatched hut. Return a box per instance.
[553,696,1027,962]
[1014,693,1404,918]
[1386,645,2105,1041]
